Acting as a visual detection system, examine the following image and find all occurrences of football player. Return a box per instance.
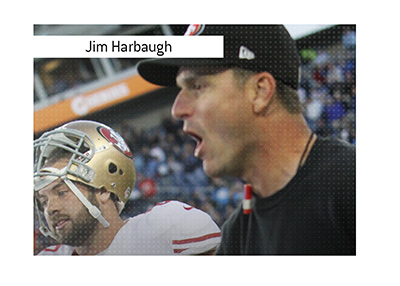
[34,120,221,255]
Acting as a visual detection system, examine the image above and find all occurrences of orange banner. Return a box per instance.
[34,75,160,134]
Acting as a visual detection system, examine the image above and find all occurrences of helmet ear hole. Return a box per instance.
[108,163,117,174]
[119,169,123,175]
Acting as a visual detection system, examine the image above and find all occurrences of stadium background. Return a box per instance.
[33,24,356,254]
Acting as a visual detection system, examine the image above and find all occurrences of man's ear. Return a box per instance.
[97,187,112,204]
[251,72,276,115]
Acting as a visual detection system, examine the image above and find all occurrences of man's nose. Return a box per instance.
[45,197,61,217]
[171,90,194,120]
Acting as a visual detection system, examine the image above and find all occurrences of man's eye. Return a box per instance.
[38,200,47,209]
[58,191,67,197]
[190,84,201,90]
[190,81,207,91]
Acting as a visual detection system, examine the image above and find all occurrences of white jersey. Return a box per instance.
[38,201,221,255]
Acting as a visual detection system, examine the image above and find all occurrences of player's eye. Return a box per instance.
[38,199,47,210]
[58,190,68,197]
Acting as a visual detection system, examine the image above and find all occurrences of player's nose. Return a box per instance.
[45,197,61,216]
[171,90,194,120]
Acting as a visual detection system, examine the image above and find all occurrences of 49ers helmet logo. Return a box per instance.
[184,24,205,36]
[97,127,133,158]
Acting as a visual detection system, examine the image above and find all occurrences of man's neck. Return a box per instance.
[74,217,125,255]
[242,115,314,198]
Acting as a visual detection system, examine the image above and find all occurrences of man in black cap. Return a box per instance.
[137,25,355,255]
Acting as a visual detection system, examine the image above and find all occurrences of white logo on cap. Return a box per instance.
[239,46,255,60]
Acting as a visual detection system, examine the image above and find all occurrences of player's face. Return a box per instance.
[173,67,254,178]
[36,178,99,246]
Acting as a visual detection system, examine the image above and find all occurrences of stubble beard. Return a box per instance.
[54,193,99,247]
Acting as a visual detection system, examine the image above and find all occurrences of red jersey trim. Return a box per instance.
[43,244,62,252]
[172,232,221,245]
[173,248,188,253]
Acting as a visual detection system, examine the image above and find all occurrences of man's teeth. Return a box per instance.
[56,220,67,227]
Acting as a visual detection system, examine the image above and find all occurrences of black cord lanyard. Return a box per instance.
[243,132,315,216]
[297,132,314,173]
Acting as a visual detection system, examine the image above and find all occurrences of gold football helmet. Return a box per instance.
[34,120,136,238]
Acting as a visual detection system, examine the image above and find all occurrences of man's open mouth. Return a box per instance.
[185,131,203,157]
[54,219,70,230]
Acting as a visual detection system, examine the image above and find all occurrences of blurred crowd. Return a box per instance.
[34,27,356,253]
[300,27,356,144]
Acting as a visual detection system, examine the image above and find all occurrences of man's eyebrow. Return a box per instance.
[35,193,46,200]
[177,67,230,87]
[176,74,199,88]
[52,181,67,191]
[37,180,66,196]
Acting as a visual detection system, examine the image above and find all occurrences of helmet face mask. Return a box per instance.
[34,120,136,237]
[34,128,96,190]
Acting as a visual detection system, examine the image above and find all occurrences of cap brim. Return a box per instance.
[137,58,229,87]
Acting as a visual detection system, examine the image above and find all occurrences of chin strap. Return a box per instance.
[62,177,110,228]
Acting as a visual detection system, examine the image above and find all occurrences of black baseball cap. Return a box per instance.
[137,25,300,90]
